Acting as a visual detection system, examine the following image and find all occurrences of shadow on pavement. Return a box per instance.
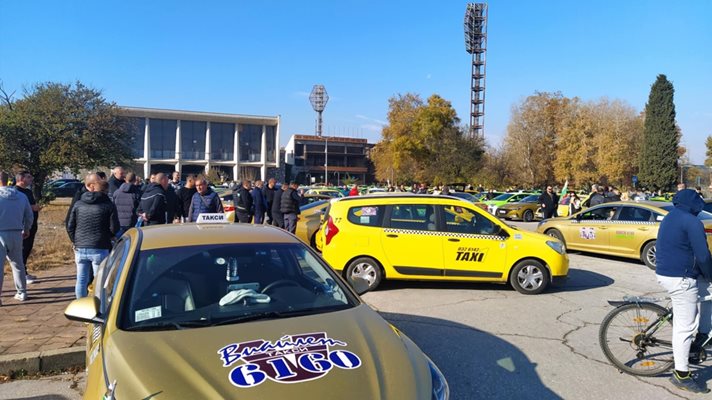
[373,268,613,293]
[381,312,562,400]
[5,397,73,400]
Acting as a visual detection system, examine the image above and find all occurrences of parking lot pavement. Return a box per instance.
[0,371,84,400]
[363,221,704,399]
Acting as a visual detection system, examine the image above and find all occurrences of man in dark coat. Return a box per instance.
[251,180,268,224]
[281,182,302,233]
[14,171,40,283]
[107,166,126,199]
[175,175,197,222]
[234,179,253,223]
[112,172,140,235]
[66,180,119,298]
[271,183,285,228]
[137,173,168,225]
[264,178,277,225]
[538,185,559,219]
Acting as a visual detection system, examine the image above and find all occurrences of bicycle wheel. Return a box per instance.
[599,302,673,376]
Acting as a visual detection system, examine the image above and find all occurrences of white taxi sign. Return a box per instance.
[196,213,228,224]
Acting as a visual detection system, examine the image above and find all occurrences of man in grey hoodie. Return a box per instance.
[0,171,34,304]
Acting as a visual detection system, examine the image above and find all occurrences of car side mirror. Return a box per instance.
[348,277,371,295]
[64,296,105,324]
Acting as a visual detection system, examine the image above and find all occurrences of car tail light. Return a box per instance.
[324,216,339,245]
[224,205,235,212]
[705,228,712,235]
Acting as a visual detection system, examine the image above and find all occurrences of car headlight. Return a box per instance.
[546,240,565,255]
[428,358,449,400]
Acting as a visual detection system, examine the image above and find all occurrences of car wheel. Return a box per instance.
[345,257,383,293]
[510,259,550,295]
[545,229,565,245]
[641,241,656,270]
[523,210,534,222]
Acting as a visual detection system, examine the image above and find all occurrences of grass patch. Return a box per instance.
[27,198,74,272]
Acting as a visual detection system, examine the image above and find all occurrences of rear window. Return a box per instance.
[347,205,385,227]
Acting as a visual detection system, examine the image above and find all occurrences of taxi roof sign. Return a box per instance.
[196,213,228,224]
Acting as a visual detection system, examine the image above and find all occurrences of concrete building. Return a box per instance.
[284,134,375,185]
[120,107,280,181]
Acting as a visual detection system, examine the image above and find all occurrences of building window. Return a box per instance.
[181,120,206,160]
[125,117,145,158]
[149,119,177,159]
[240,124,262,162]
[265,125,276,163]
[210,122,235,161]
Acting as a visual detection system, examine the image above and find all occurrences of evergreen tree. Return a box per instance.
[638,75,679,190]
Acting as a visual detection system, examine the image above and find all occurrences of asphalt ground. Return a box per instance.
[1,220,703,399]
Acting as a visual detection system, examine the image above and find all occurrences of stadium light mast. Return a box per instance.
[464,3,488,138]
[309,84,329,137]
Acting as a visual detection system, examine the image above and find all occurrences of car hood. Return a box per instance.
[499,201,536,210]
[104,304,432,399]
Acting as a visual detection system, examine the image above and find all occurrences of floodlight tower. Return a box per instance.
[309,84,329,137]
[464,3,488,138]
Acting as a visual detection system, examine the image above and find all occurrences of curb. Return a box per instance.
[0,346,85,375]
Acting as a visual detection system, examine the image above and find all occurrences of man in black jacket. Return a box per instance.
[264,178,277,225]
[234,179,253,223]
[281,182,302,233]
[65,173,99,227]
[137,173,168,225]
[113,172,140,235]
[538,185,559,219]
[175,175,197,222]
[107,166,126,198]
[66,180,119,298]
[271,183,285,228]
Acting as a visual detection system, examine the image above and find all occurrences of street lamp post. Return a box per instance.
[324,136,328,185]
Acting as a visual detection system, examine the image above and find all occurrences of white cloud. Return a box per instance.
[355,114,386,126]
[360,124,383,133]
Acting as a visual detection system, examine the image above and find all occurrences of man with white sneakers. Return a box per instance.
[0,171,34,304]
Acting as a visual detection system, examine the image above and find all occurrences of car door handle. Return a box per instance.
[637,227,648,231]
[448,238,460,242]
[598,227,608,230]
[386,234,398,238]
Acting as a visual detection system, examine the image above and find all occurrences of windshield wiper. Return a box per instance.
[211,305,350,327]
[124,320,210,331]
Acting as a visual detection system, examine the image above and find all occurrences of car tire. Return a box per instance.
[545,229,565,245]
[510,259,550,295]
[523,210,534,222]
[641,240,656,270]
[345,257,383,293]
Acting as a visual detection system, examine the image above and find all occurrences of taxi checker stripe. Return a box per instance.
[383,228,506,241]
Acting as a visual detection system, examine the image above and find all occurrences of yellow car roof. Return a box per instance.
[137,223,298,250]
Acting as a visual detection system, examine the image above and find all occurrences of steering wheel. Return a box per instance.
[261,279,301,294]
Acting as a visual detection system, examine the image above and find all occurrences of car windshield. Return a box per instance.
[120,243,356,330]
[658,206,712,221]
[492,193,514,201]
[521,195,539,203]
[450,192,477,202]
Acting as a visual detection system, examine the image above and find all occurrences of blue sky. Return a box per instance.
[1,1,711,162]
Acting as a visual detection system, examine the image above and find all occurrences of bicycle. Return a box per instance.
[598,295,712,376]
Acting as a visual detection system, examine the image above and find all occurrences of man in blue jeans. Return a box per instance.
[66,180,119,298]
[656,189,712,393]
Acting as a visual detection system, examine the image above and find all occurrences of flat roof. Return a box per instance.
[119,106,279,125]
[292,134,369,144]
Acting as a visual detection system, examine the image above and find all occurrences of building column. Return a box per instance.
[261,125,267,181]
[205,121,211,174]
[175,120,182,175]
[233,124,240,182]
[275,116,281,168]
[143,117,150,178]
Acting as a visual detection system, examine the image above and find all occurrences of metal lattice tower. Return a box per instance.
[309,84,329,137]
[464,3,487,138]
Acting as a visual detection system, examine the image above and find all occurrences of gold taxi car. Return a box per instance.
[295,200,329,250]
[495,194,541,222]
[320,195,569,295]
[64,220,448,399]
[536,201,712,269]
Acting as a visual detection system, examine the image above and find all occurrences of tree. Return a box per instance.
[638,74,680,190]
[371,93,484,184]
[705,135,712,167]
[503,92,570,188]
[0,81,134,201]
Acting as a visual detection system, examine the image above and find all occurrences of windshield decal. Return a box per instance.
[218,332,361,388]
[135,306,162,322]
